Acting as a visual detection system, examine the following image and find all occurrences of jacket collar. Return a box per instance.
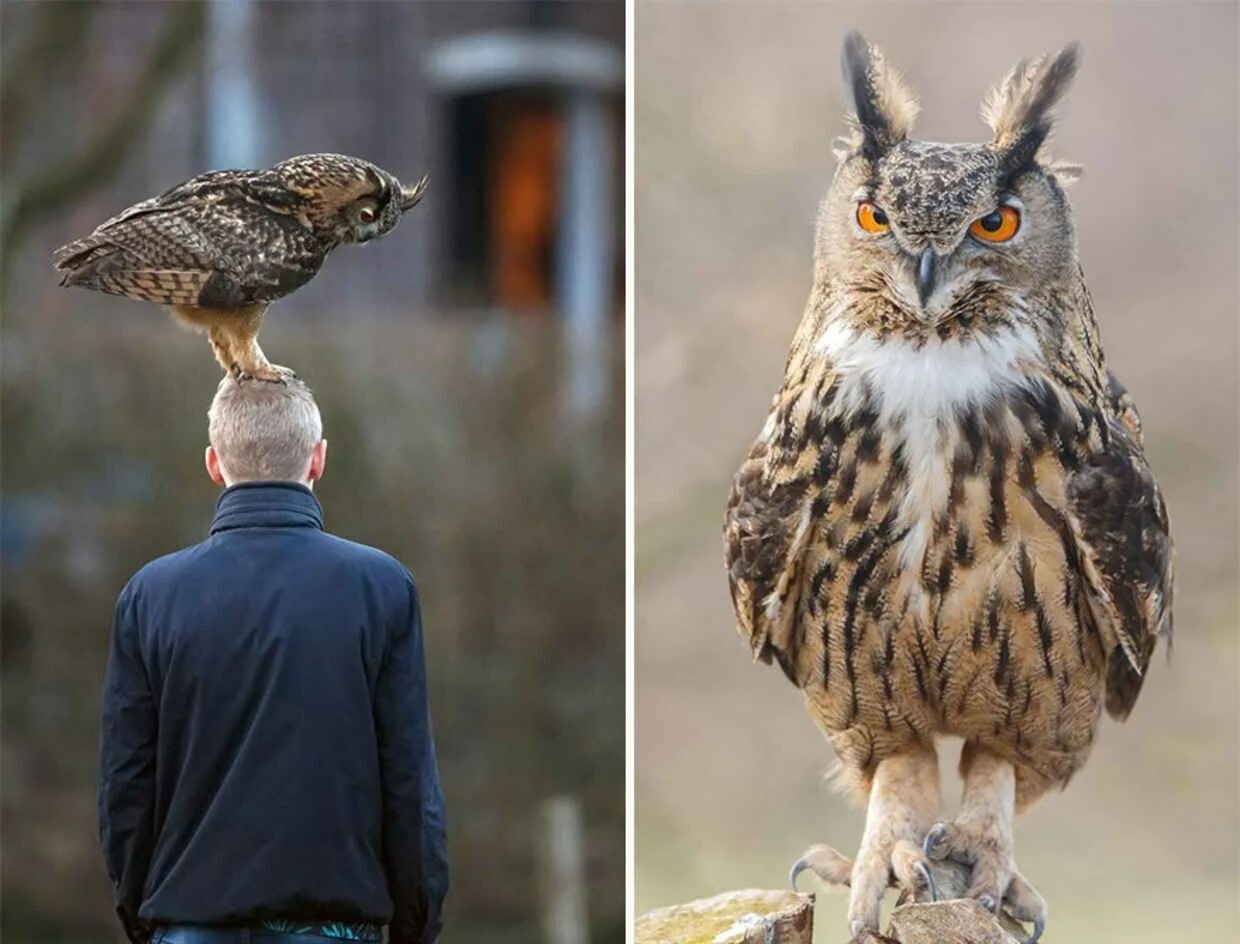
[210,482,324,535]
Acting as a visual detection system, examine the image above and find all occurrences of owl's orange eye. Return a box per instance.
[969,205,1020,243]
[358,206,376,224]
[856,201,889,234]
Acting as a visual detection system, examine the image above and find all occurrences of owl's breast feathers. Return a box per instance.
[52,169,331,309]
[724,314,1172,791]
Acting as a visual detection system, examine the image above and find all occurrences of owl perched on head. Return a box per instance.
[53,153,428,382]
[724,33,1171,944]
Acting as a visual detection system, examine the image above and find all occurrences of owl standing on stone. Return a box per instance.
[724,34,1172,943]
[53,153,428,382]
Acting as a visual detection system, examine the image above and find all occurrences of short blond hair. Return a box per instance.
[208,377,323,483]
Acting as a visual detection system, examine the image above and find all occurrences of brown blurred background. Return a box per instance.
[636,3,1237,942]
[2,2,623,942]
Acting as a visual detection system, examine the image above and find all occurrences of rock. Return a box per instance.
[886,900,1022,944]
[884,858,1030,942]
[636,888,815,944]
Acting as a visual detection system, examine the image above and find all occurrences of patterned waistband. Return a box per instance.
[259,920,383,941]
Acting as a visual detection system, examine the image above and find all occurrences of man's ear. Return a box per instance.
[205,446,228,487]
[307,439,327,484]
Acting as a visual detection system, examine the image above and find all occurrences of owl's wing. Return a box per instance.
[51,170,262,267]
[1067,380,1173,719]
[724,368,839,685]
[54,186,325,307]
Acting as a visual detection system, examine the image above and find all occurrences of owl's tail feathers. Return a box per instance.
[54,246,120,292]
[53,238,143,291]
[53,239,210,305]
[53,237,115,282]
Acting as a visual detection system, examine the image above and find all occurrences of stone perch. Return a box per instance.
[636,889,814,944]
[637,860,1034,943]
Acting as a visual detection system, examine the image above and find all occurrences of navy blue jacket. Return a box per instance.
[98,483,448,944]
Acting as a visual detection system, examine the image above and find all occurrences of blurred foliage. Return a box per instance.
[1,1,207,280]
[1,315,624,944]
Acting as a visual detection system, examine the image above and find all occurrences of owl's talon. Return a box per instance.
[914,861,938,903]
[922,822,954,861]
[789,858,809,891]
[890,839,937,905]
[789,843,853,891]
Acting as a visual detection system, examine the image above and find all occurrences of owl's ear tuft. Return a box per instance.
[840,31,918,160]
[982,44,1079,174]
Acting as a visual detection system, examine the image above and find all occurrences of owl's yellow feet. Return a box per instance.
[790,839,939,942]
[923,821,1047,944]
[790,841,938,903]
[230,362,298,384]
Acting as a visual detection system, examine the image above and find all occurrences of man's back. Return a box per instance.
[100,482,448,943]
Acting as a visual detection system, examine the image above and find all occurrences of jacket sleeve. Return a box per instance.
[98,583,158,944]
[375,576,450,944]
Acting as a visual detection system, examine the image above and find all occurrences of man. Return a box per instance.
[98,377,448,944]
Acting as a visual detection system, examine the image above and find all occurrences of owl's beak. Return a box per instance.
[399,175,429,212]
[916,248,937,309]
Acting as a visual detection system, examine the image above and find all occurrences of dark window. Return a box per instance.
[446,90,562,314]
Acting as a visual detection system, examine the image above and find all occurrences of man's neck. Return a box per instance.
[223,479,313,491]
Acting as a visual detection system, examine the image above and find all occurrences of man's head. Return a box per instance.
[205,377,327,488]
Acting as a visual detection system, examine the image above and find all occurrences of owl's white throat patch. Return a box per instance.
[816,319,1042,420]
[816,317,1043,570]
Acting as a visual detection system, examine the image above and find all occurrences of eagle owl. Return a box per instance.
[53,153,428,382]
[724,34,1172,943]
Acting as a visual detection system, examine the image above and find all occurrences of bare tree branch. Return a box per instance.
[1,1,96,165]
[1,1,206,280]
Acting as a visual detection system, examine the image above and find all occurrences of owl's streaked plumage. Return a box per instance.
[724,34,1172,942]
[52,153,428,381]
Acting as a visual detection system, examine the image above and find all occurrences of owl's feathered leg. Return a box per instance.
[173,303,294,383]
[923,745,1048,944]
[221,304,296,383]
[841,747,940,938]
[206,326,234,375]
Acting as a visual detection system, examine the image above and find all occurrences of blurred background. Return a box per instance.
[636,4,1237,942]
[2,2,623,942]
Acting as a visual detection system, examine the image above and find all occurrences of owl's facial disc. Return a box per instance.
[825,34,1080,327]
[847,155,1033,323]
[907,199,1025,317]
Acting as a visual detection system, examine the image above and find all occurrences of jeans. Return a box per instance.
[153,928,381,944]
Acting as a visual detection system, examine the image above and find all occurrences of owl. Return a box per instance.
[724,33,1172,944]
[53,153,428,382]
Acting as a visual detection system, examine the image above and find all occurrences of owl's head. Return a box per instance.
[817,33,1082,327]
[338,169,429,246]
[273,153,428,246]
